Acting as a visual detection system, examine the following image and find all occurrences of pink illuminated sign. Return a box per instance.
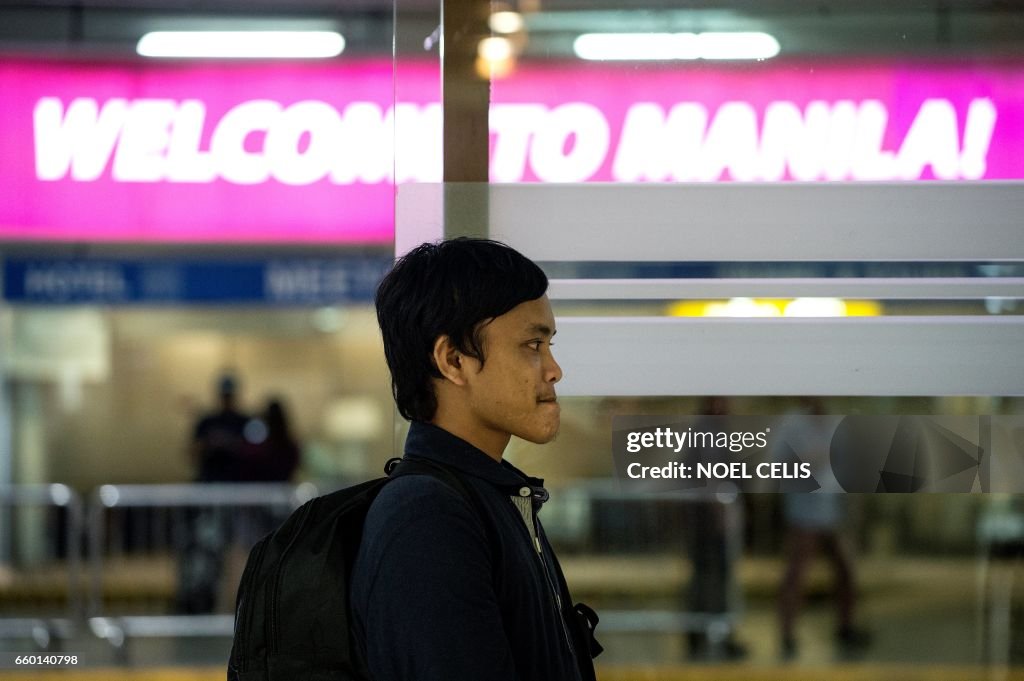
[492,65,1010,183]
[0,60,420,244]
[1,58,1022,243]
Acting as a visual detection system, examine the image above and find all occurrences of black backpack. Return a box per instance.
[227,457,602,681]
[226,458,474,681]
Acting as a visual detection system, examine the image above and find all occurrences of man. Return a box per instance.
[352,238,598,681]
[179,373,249,613]
[191,374,249,482]
[685,397,747,661]
[777,397,869,659]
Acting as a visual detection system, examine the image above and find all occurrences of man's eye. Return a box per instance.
[527,340,542,351]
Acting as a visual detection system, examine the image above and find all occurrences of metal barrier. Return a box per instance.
[548,480,744,650]
[75,478,740,653]
[0,483,83,649]
[86,482,317,654]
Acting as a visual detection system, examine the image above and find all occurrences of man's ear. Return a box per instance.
[432,335,467,385]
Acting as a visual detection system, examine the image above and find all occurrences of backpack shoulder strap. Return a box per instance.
[384,457,498,556]
[386,457,478,510]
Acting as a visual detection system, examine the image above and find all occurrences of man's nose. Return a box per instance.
[545,349,563,384]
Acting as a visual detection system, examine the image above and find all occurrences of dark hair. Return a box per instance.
[217,373,238,397]
[375,238,548,422]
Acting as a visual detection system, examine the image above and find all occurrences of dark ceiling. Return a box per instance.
[0,0,1021,60]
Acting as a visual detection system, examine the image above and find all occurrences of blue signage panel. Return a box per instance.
[1,257,393,305]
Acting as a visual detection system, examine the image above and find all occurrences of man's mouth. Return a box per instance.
[538,396,558,404]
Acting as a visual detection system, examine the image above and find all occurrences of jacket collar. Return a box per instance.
[403,421,545,491]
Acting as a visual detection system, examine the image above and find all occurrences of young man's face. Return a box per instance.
[461,295,563,448]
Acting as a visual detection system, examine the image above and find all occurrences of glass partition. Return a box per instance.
[395,0,1024,675]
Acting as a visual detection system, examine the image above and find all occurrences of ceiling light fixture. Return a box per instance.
[136,31,345,59]
[478,36,515,62]
[476,36,517,79]
[573,32,780,61]
[489,11,525,34]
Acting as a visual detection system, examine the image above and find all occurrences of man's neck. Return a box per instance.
[428,413,509,463]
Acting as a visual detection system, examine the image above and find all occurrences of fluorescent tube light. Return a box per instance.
[137,31,345,59]
[696,32,781,60]
[573,32,780,61]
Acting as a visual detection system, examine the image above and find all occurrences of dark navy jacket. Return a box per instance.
[350,421,584,681]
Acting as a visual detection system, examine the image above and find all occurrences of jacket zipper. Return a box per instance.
[513,492,578,669]
[531,515,578,665]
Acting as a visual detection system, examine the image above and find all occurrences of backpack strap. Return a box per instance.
[383,456,499,562]
[385,456,482,512]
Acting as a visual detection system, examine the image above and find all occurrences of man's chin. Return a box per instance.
[519,422,561,445]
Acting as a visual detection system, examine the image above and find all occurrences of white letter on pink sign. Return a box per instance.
[266,101,343,186]
[820,101,859,180]
[210,100,281,185]
[34,97,127,181]
[392,104,442,183]
[612,103,668,182]
[699,102,758,181]
[851,100,895,180]
[112,99,176,182]
[896,99,960,180]
[759,101,834,181]
[960,98,997,180]
[530,103,609,182]
[490,104,546,182]
[612,103,708,182]
[166,100,215,183]
[330,103,389,184]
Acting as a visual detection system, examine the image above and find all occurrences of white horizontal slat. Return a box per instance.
[482,182,1024,262]
[548,277,1024,300]
[553,316,1024,396]
[397,182,1024,261]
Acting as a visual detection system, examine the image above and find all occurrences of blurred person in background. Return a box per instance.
[240,398,301,483]
[777,397,870,659]
[177,372,250,614]
[190,373,249,482]
[685,396,747,661]
[219,397,304,607]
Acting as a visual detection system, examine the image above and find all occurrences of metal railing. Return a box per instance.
[85,482,317,654]
[547,479,745,650]
[0,484,83,649]
[2,478,743,654]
